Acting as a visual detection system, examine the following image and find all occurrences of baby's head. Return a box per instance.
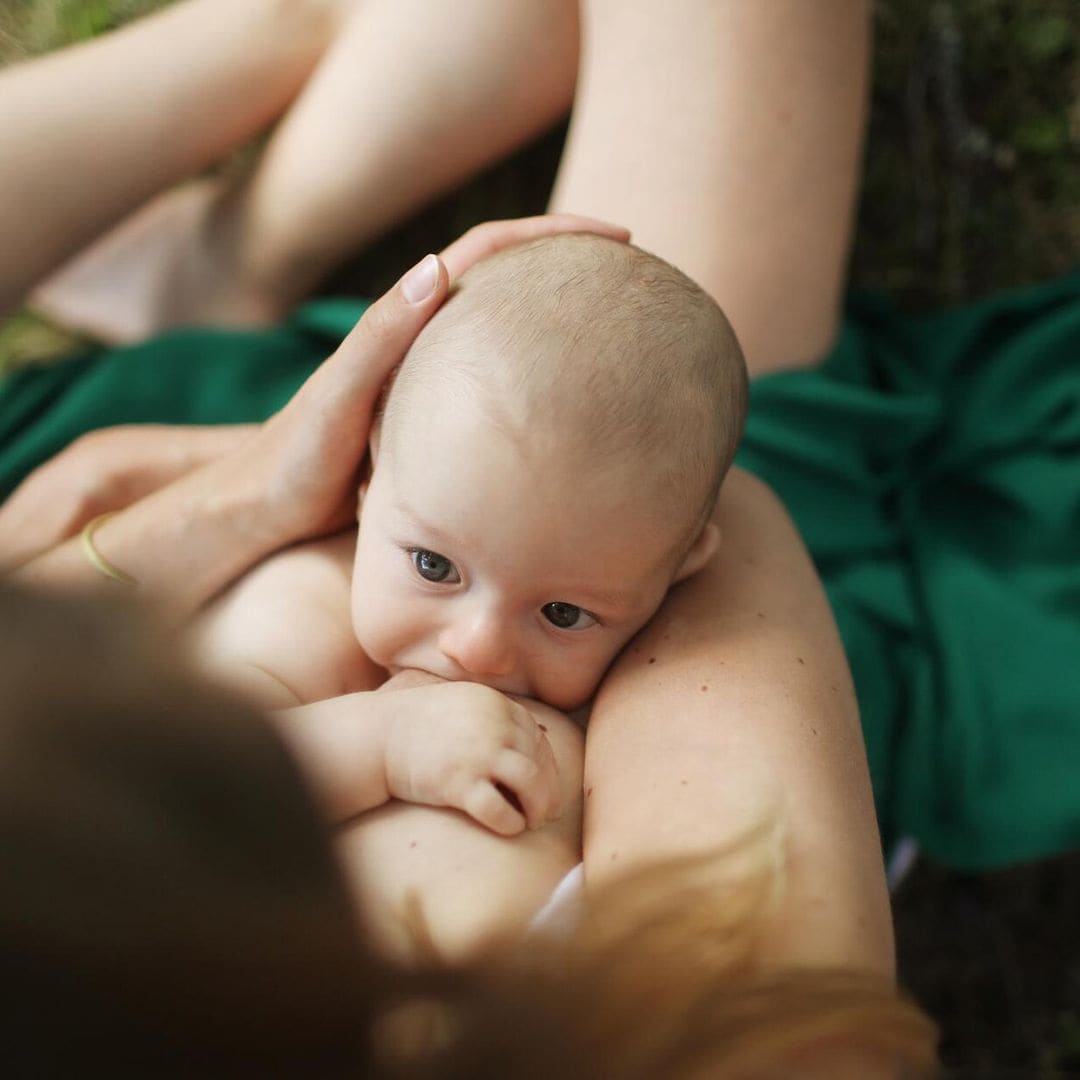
[352,234,747,710]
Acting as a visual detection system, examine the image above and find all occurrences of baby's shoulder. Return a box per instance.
[207,529,357,616]
[193,528,380,703]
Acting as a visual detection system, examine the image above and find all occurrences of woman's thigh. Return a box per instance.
[549,0,871,377]
[335,706,584,965]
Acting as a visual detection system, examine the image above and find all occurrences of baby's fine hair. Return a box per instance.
[385,234,748,544]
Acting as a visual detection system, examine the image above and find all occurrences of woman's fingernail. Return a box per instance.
[400,253,439,303]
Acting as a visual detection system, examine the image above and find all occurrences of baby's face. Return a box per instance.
[350,391,694,712]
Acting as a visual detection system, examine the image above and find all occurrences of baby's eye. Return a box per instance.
[541,602,597,631]
[411,548,459,584]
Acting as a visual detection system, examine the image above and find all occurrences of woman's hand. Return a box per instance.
[0,423,254,572]
[438,213,630,279]
[218,214,631,549]
[9,214,628,610]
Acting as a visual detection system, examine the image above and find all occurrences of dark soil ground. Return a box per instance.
[2,2,1078,1074]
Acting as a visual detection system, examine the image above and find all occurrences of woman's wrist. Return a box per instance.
[11,452,285,620]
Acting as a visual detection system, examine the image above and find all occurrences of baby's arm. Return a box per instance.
[333,674,585,965]
[277,676,562,836]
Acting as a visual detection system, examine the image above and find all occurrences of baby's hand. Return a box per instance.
[379,677,561,837]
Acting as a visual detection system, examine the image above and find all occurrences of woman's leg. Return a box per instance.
[0,0,343,316]
[33,0,580,341]
[552,2,893,974]
[549,0,871,377]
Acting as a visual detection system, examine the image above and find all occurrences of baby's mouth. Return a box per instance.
[393,659,528,699]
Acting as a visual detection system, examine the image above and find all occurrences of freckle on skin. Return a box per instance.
[409,841,417,849]
[680,779,688,786]
[811,728,818,735]
[648,657,656,664]
[700,685,708,692]
[756,611,765,619]
[610,851,618,861]
[796,657,805,665]
[537,722,548,732]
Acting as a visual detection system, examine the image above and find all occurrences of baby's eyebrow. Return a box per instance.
[391,500,469,551]
[391,498,641,613]
[565,582,640,614]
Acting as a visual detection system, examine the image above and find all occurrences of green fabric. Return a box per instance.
[738,273,1080,869]
[0,299,367,498]
[1,281,1077,870]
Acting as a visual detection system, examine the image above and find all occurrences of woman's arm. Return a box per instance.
[584,467,894,976]
[0,424,255,573]
[7,217,629,613]
[9,251,451,613]
[548,0,886,973]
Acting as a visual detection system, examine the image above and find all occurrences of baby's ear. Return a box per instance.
[672,522,721,584]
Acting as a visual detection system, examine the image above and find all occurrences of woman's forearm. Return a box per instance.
[8,251,459,612]
[0,423,257,573]
[584,467,894,975]
[0,0,340,313]
[11,452,277,619]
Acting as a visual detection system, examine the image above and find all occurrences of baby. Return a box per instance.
[195,233,746,952]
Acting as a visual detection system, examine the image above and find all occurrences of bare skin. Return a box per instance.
[29,0,579,341]
[0,0,346,320]
[25,0,869,379]
[550,0,871,376]
[545,0,889,973]
[584,467,892,972]
[0,423,255,573]
[333,672,585,965]
[3,0,891,976]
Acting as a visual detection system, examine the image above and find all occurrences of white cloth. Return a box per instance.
[527,862,586,939]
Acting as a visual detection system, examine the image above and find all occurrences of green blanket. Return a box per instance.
[2,278,1078,870]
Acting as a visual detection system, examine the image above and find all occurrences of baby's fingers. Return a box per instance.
[462,781,527,837]
[491,748,561,830]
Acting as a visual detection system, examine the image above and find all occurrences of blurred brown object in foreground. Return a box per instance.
[0,582,937,1077]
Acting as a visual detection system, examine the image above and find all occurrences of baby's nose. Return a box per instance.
[438,609,516,680]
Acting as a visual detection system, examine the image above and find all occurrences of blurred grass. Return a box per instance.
[0,0,165,55]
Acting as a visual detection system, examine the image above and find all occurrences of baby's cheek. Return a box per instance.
[355,611,393,666]
[538,651,613,713]
[350,572,390,662]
